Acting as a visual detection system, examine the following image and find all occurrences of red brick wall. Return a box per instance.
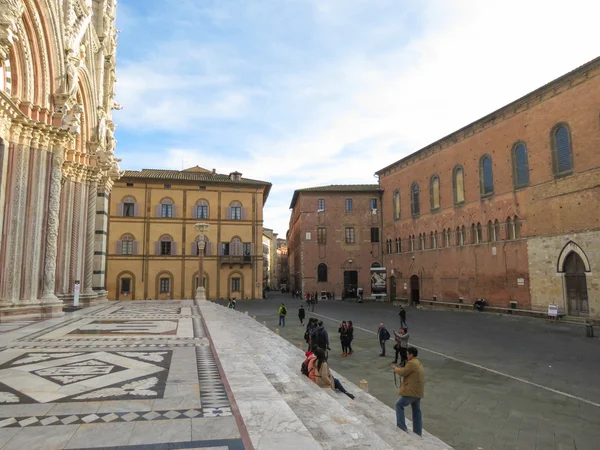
[378,64,600,308]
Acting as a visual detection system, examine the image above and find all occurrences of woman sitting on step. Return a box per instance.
[312,348,355,399]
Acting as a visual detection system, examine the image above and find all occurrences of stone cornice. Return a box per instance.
[376,56,600,177]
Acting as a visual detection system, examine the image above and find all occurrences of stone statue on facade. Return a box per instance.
[63,56,81,96]
[62,103,83,134]
[0,0,25,60]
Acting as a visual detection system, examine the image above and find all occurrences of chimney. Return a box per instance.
[212,168,216,174]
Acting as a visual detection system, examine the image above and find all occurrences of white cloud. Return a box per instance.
[115,0,600,237]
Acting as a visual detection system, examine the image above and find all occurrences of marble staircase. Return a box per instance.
[198,302,452,450]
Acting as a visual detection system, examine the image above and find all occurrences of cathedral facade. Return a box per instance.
[0,0,121,320]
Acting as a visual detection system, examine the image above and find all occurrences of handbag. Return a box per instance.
[393,343,400,351]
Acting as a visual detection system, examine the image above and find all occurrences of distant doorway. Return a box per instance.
[389,276,396,301]
[343,270,358,298]
[564,252,589,316]
[410,275,420,305]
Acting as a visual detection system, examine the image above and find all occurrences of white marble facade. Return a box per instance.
[0,0,121,320]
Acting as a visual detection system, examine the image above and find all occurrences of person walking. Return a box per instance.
[399,306,407,328]
[312,348,355,399]
[393,327,410,365]
[377,323,390,357]
[338,321,349,356]
[278,303,287,327]
[298,305,306,325]
[346,321,354,355]
[311,320,329,354]
[392,346,424,436]
[305,318,317,350]
[310,296,316,312]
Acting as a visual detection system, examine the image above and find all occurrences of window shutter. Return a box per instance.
[156,205,161,217]
[555,127,572,173]
[241,207,247,220]
[205,242,211,256]
[206,204,210,218]
[116,240,122,255]
[192,206,198,218]
[171,205,177,218]
[155,242,160,255]
[134,203,141,217]
[170,242,176,255]
[482,157,493,194]
[191,242,198,256]
[515,144,529,186]
[250,243,255,256]
[117,203,124,216]
[133,241,139,255]
[217,244,223,256]
[226,207,232,220]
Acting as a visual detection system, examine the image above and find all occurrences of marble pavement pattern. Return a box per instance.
[198,302,453,450]
[0,301,246,449]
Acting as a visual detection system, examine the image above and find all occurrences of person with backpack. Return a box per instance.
[377,323,390,357]
[393,327,410,365]
[301,350,317,382]
[338,321,349,356]
[346,320,354,355]
[312,348,355,399]
[298,305,306,325]
[278,303,288,327]
[305,318,317,349]
[311,320,329,353]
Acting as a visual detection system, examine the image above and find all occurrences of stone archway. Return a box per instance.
[410,275,420,305]
[564,252,589,316]
[116,271,135,300]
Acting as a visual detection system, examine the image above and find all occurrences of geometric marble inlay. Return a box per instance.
[67,320,179,336]
[0,351,172,403]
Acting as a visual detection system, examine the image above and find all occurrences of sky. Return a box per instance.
[113,0,600,237]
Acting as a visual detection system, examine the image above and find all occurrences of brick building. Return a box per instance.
[106,167,271,300]
[376,57,600,318]
[288,185,383,298]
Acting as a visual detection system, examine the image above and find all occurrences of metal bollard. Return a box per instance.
[275,328,280,335]
[359,379,368,392]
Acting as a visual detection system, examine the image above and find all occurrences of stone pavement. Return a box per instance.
[0,300,452,449]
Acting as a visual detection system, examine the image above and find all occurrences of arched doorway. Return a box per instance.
[410,275,420,305]
[564,252,589,316]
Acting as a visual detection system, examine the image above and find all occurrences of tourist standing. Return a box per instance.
[399,307,407,328]
[305,318,317,350]
[346,321,354,355]
[338,321,349,356]
[278,303,287,327]
[393,327,409,365]
[298,305,306,325]
[377,323,390,356]
[392,347,424,436]
[311,320,329,353]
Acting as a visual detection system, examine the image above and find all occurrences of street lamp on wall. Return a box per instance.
[194,222,209,301]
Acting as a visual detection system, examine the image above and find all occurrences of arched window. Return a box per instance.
[476,222,483,243]
[487,220,495,242]
[158,198,176,218]
[228,201,244,220]
[318,198,325,211]
[494,219,500,242]
[429,232,435,249]
[461,226,466,245]
[393,190,401,220]
[195,200,210,219]
[156,235,174,255]
[371,262,381,268]
[444,229,450,247]
[317,263,328,282]
[411,183,420,216]
[506,217,515,240]
[512,142,530,188]
[453,165,465,205]
[230,237,243,255]
[396,238,402,253]
[117,234,136,255]
[410,235,415,252]
[470,224,476,244]
[430,175,440,211]
[419,233,425,250]
[480,155,494,196]
[120,196,137,217]
[552,124,573,176]
[455,227,461,246]
[513,215,520,239]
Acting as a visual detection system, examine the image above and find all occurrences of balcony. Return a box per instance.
[219,255,253,267]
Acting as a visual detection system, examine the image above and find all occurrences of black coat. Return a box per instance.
[299,308,306,319]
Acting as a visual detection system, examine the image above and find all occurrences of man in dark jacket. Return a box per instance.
[298,305,306,325]
[377,323,390,356]
[399,307,407,328]
[311,320,329,352]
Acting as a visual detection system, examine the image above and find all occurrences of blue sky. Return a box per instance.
[113,0,599,237]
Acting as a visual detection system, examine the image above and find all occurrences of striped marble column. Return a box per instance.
[84,178,98,295]
[59,178,74,295]
[0,137,8,256]
[2,125,32,304]
[68,179,82,292]
[93,177,112,298]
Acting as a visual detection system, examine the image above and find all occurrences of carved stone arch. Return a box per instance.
[230,200,243,207]
[116,270,135,300]
[227,270,245,299]
[37,0,65,84]
[155,270,175,299]
[191,270,210,299]
[21,9,44,106]
[557,241,591,273]
[119,233,135,240]
[503,204,518,221]
[159,234,173,242]
[159,197,174,204]
[76,67,97,149]
[122,195,136,203]
[24,0,53,108]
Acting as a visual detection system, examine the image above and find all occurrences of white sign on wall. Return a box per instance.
[305,232,311,240]
[548,304,558,317]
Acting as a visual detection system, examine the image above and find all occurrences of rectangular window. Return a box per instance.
[159,278,170,293]
[345,227,355,244]
[197,205,208,219]
[345,198,353,211]
[396,239,401,253]
[164,184,171,189]
[126,183,134,187]
[231,206,241,220]
[317,227,327,243]
[231,277,241,292]
[123,203,135,217]
[160,241,172,255]
[262,244,269,254]
[370,227,380,243]
[199,186,206,190]
[318,199,325,211]
[221,243,230,256]
[120,278,131,293]
[370,198,377,210]
[161,204,172,218]
[121,240,133,255]
[243,243,251,260]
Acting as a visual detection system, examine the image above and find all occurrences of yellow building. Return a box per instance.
[106,166,271,300]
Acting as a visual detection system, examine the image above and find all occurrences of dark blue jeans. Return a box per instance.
[395,396,422,436]
[333,377,346,393]
[380,340,386,355]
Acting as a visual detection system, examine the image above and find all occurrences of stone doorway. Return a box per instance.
[389,276,396,301]
[564,252,589,316]
[343,270,358,298]
[410,275,420,305]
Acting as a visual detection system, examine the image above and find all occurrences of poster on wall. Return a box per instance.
[370,267,387,296]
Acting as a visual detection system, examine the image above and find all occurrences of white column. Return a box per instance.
[84,178,97,294]
[2,125,32,303]
[41,151,65,304]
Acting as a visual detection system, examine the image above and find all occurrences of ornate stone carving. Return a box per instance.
[96,107,106,143]
[41,152,64,303]
[63,56,81,96]
[0,0,25,60]
[62,103,83,134]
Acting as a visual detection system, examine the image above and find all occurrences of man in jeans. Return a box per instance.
[278,303,287,327]
[392,346,424,436]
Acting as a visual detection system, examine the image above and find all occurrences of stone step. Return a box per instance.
[202,303,451,450]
